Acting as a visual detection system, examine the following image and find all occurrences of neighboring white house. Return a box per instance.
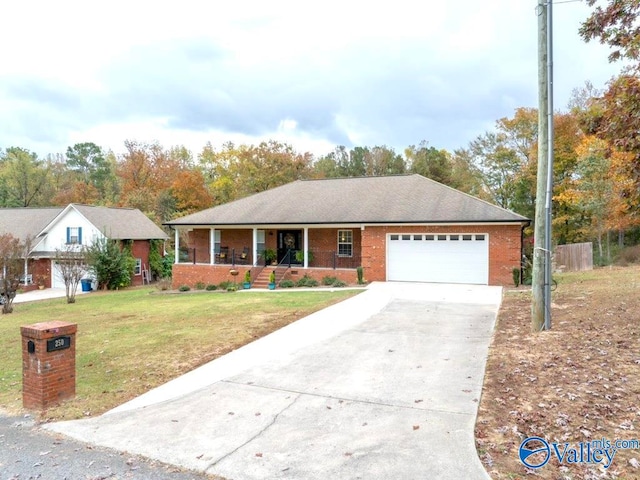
[0,204,168,289]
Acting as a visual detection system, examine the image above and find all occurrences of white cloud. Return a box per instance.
[0,0,623,158]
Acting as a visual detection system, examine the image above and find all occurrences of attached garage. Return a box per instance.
[51,260,65,289]
[387,233,489,285]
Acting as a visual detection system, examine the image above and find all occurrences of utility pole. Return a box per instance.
[532,0,553,332]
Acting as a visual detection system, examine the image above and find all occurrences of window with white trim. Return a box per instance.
[67,226,82,244]
[134,258,142,275]
[337,230,353,257]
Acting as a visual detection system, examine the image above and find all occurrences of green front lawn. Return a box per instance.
[0,287,360,421]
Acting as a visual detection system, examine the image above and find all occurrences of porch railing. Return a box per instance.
[177,247,361,270]
[178,247,253,266]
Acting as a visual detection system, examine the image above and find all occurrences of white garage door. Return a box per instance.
[51,260,65,289]
[387,233,489,284]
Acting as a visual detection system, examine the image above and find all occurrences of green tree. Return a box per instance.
[86,237,135,290]
[0,147,49,207]
[65,142,115,203]
[406,141,453,185]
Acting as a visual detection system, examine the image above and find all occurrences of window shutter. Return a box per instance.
[78,227,83,245]
[66,227,70,244]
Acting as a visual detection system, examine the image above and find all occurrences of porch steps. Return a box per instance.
[252,267,287,289]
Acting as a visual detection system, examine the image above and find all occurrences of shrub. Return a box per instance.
[161,252,174,278]
[226,284,238,292]
[512,267,521,287]
[616,245,640,265]
[279,279,295,288]
[219,280,234,290]
[296,274,319,288]
[178,285,190,292]
[205,284,218,291]
[332,279,347,287]
[244,270,251,283]
[269,271,276,284]
[86,237,135,290]
[356,266,365,285]
[156,278,171,291]
[195,281,206,290]
[322,276,338,286]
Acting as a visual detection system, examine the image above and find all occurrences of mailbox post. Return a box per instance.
[21,321,77,410]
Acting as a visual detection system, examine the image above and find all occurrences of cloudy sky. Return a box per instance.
[0,0,622,159]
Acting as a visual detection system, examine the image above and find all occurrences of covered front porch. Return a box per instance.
[173,226,362,282]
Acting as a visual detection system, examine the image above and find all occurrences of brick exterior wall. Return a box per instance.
[361,224,522,286]
[173,263,256,288]
[282,267,360,285]
[175,224,522,287]
[21,321,77,410]
[130,240,151,286]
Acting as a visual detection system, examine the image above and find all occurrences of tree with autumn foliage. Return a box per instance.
[199,140,312,204]
[580,2,640,208]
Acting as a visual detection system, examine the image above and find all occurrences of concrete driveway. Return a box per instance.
[46,282,501,480]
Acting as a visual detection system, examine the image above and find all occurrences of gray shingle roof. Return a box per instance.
[0,205,168,243]
[71,205,168,240]
[166,174,529,226]
[0,207,64,243]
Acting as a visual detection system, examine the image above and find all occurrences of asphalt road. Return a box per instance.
[0,413,216,480]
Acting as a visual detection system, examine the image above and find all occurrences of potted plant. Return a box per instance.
[263,249,277,265]
[243,270,251,289]
[268,271,276,290]
[294,250,314,264]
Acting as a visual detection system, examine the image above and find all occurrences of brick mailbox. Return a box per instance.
[21,321,77,410]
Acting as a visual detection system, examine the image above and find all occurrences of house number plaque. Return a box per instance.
[46,336,71,352]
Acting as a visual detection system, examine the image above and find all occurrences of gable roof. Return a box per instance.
[0,207,64,243]
[61,205,168,240]
[166,174,529,226]
[0,204,168,244]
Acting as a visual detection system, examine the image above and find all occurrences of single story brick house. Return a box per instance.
[0,204,168,289]
[165,174,529,287]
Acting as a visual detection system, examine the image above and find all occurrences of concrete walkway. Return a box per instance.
[13,287,88,303]
[45,282,501,480]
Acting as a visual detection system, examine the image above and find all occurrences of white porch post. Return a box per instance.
[252,228,258,266]
[174,228,179,264]
[210,228,216,265]
[303,227,309,268]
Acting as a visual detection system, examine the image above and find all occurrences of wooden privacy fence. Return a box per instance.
[554,242,593,272]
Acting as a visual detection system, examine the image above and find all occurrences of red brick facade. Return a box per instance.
[130,240,153,286]
[176,224,522,287]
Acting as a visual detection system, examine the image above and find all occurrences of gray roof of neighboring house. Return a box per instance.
[166,174,529,226]
[70,205,168,240]
[0,205,168,244]
[0,207,64,243]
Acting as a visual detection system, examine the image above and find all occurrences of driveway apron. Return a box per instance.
[46,282,500,480]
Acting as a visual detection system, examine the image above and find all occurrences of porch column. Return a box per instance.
[210,228,216,265]
[252,228,258,266]
[174,228,179,264]
[303,227,309,268]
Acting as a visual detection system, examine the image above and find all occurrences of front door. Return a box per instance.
[277,230,301,263]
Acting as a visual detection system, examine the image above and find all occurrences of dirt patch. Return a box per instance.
[476,265,640,479]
